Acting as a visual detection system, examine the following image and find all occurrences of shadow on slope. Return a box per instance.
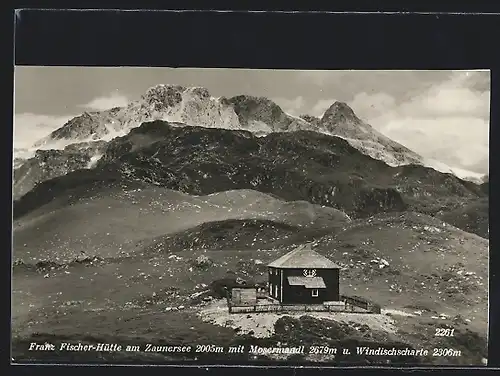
[145,219,300,252]
[140,218,340,255]
[437,197,489,239]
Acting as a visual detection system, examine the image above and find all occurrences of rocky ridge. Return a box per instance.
[13,141,107,200]
[25,84,430,172]
[14,85,486,205]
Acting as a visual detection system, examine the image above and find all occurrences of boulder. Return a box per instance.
[193,255,213,268]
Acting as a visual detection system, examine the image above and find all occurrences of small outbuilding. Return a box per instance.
[267,243,341,304]
[230,286,258,306]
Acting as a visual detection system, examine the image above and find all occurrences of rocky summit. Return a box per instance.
[27,84,439,172]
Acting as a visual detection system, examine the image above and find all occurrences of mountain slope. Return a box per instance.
[227,95,311,133]
[313,211,487,320]
[437,197,489,239]
[14,121,487,238]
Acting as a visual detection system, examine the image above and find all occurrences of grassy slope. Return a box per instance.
[13,186,349,263]
[12,206,488,365]
[315,213,487,318]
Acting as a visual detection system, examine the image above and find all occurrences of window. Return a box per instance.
[275,284,278,298]
[270,283,273,294]
[311,289,319,297]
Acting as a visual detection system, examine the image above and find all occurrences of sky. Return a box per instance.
[14,67,490,175]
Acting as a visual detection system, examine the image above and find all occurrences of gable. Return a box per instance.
[268,244,340,269]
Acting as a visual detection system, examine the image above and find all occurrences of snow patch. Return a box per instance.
[247,120,273,134]
[101,124,130,141]
[13,148,35,165]
[423,159,485,183]
[28,138,80,153]
[87,153,103,168]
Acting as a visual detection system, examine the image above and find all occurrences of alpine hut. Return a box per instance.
[267,243,341,304]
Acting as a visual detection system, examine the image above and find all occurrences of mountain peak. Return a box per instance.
[141,84,186,110]
[140,84,217,112]
[143,83,186,95]
[185,86,211,99]
[321,101,360,124]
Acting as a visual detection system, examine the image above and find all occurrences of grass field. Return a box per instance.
[11,188,488,365]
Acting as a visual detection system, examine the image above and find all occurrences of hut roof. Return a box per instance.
[267,244,341,269]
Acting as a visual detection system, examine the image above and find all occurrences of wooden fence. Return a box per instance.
[228,303,351,314]
[225,289,381,314]
[341,294,381,314]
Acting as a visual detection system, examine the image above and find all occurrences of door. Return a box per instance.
[232,289,241,305]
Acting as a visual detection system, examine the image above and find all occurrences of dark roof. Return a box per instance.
[267,244,340,269]
[287,276,327,289]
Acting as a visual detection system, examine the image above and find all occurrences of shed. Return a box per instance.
[230,286,258,306]
[267,243,341,304]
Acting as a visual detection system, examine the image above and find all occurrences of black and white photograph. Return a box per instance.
[11,67,490,366]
